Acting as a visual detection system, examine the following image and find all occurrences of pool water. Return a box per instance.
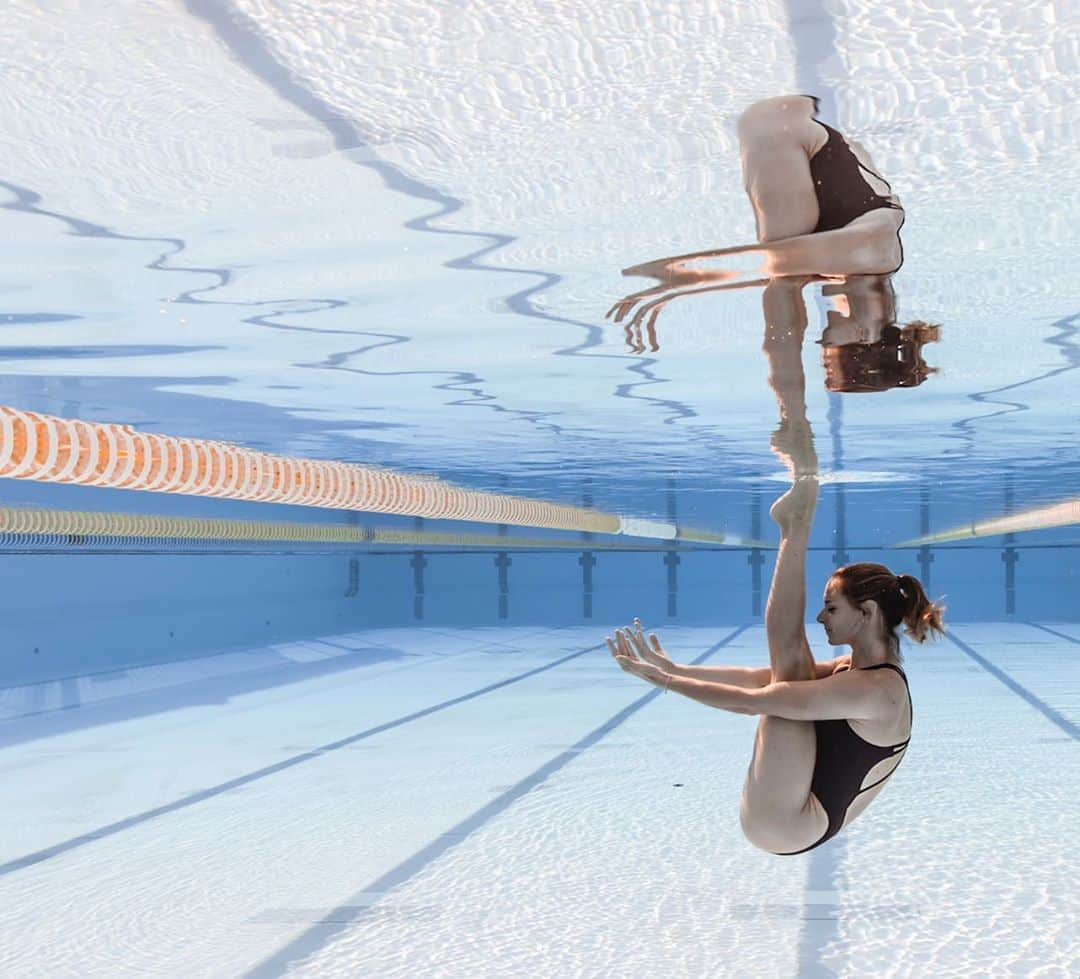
[0,1,1077,976]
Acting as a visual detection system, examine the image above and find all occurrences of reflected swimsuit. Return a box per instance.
[802,95,906,271]
[776,662,913,855]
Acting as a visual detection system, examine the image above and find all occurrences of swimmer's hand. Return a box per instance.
[605,262,746,353]
[605,262,731,333]
[606,619,675,689]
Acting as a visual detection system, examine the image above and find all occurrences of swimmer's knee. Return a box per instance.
[739,806,784,853]
[854,226,903,276]
[737,95,813,132]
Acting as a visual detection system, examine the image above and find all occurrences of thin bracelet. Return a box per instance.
[663,673,671,693]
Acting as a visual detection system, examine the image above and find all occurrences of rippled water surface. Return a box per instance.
[1,1,1076,498]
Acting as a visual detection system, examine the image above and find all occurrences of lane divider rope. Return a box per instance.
[0,406,761,545]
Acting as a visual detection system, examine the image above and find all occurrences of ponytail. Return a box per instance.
[895,573,946,644]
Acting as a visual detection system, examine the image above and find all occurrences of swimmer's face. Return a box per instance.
[820,346,874,393]
[820,347,845,391]
[816,578,864,645]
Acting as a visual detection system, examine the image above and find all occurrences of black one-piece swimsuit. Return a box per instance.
[801,94,906,272]
[776,662,913,855]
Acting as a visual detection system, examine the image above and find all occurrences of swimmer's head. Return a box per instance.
[818,563,946,655]
[819,320,941,393]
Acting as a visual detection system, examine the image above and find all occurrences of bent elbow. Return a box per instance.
[858,231,902,275]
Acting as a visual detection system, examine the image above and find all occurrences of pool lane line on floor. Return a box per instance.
[242,625,750,978]
[1024,621,1080,645]
[946,630,1078,740]
[0,629,616,878]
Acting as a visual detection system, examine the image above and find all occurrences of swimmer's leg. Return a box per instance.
[763,478,818,685]
[737,95,823,243]
[738,478,829,853]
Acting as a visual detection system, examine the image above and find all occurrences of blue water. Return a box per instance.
[0,1,1077,976]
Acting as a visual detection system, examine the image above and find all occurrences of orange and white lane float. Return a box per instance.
[0,406,760,545]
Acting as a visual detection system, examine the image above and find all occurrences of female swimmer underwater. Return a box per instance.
[604,96,946,852]
[608,385,945,854]
[607,510,945,854]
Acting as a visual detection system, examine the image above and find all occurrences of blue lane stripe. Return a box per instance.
[244,625,750,978]
[1024,621,1080,645]
[0,636,604,878]
[946,630,1078,740]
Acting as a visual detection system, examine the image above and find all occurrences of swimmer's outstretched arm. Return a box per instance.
[607,232,891,353]
[608,619,841,689]
[625,213,898,281]
[607,212,900,342]
[612,619,772,688]
[671,666,883,722]
[609,627,881,722]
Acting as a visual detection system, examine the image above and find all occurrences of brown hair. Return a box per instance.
[832,562,946,657]
[822,320,941,393]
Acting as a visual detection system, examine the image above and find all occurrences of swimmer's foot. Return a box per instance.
[769,418,818,478]
[769,476,820,536]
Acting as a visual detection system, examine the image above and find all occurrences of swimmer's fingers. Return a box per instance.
[634,622,674,668]
[645,306,663,350]
[605,299,630,321]
[616,629,640,661]
[625,620,649,657]
[643,313,660,350]
[607,632,635,663]
[607,635,645,680]
[606,635,628,669]
[629,620,663,660]
[625,295,669,338]
[606,284,666,322]
[606,293,641,322]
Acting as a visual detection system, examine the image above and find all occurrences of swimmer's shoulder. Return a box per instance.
[814,655,852,680]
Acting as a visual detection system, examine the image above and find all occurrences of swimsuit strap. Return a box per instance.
[808,117,900,198]
[856,159,894,192]
[866,662,913,730]
[864,661,907,674]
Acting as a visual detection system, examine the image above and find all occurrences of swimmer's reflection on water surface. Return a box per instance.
[608,94,941,393]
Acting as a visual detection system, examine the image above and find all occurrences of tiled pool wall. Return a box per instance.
[1,533,1073,689]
